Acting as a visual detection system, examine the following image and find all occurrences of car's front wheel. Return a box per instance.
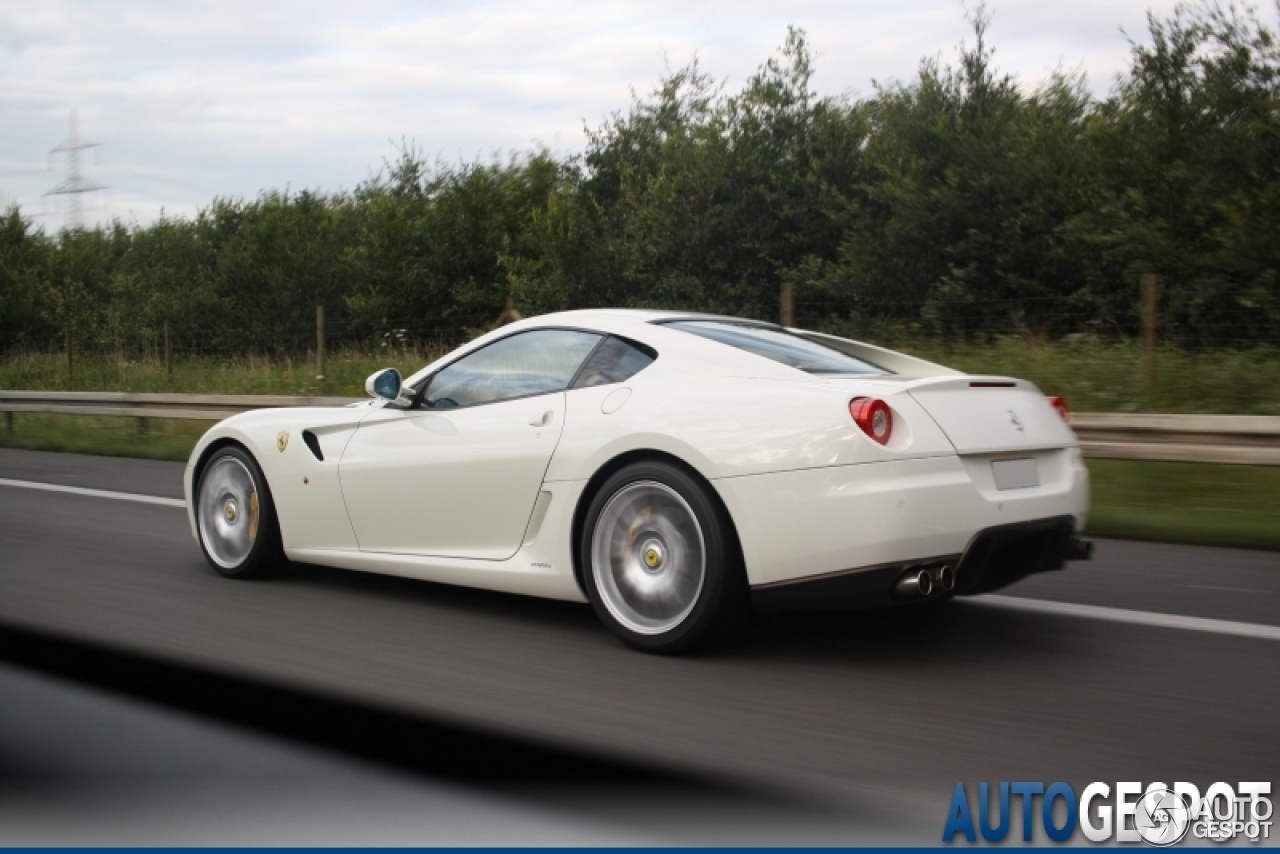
[195,446,283,579]
[581,461,746,654]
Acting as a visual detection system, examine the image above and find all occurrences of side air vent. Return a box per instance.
[301,430,324,461]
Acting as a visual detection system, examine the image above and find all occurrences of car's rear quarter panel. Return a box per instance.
[546,375,958,483]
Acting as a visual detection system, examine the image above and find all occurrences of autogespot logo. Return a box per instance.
[1134,788,1191,846]
[943,781,1273,845]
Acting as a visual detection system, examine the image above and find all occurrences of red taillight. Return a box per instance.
[1047,395,1069,421]
[850,397,893,445]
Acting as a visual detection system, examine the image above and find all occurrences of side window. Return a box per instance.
[424,329,601,409]
[572,336,657,389]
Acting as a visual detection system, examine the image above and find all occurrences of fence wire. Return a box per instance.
[0,295,1276,361]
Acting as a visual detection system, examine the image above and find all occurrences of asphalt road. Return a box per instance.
[1,448,1277,841]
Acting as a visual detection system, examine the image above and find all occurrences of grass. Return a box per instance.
[0,413,210,462]
[1,337,1279,414]
[0,348,445,398]
[1,412,1277,551]
[1086,459,1280,551]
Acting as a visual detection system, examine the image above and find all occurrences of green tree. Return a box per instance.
[802,8,1101,339]
[0,206,50,348]
[1087,2,1280,346]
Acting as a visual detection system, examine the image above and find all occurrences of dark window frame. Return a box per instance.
[569,335,658,390]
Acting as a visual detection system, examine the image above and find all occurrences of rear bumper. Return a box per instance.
[751,515,1083,612]
[714,449,1089,589]
[952,515,1076,596]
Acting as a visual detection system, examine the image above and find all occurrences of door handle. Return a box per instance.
[528,410,553,427]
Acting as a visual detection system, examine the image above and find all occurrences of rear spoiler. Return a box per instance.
[788,329,964,379]
[895,375,1040,393]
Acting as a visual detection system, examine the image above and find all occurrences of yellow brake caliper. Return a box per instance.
[248,492,260,543]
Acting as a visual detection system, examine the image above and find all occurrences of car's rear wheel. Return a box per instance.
[195,446,282,579]
[581,461,746,654]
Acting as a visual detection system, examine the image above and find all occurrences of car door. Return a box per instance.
[338,328,602,561]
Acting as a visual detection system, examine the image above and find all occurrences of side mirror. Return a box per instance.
[365,368,413,408]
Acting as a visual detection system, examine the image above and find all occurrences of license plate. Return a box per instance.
[992,457,1039,490]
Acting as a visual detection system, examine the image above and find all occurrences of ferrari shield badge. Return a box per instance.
[276,431,289,453]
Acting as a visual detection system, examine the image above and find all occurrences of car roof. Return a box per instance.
[517,308,780,332]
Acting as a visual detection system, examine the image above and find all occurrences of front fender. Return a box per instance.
[185,406,370,551]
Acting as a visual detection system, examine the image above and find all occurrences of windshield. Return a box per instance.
[662,320,887,376]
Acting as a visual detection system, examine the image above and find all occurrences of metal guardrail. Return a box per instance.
[1069,412,1280,466]
[0,391,359,423]
[2,390,1278,466]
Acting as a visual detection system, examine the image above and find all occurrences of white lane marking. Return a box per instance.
[0,477,186,508]
[1186,583,1270,595]
[979,594,1280,642]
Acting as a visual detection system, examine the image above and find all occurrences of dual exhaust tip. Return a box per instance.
[893,535,1092,599]
[894,564,955,599]
[1069,536,1095,561]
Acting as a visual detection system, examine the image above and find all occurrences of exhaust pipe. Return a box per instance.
[894,568,934,598]
[1068,536,1095,561]
[934,564,956,593]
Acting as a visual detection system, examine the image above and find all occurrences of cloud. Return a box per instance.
[0,0,1189,230]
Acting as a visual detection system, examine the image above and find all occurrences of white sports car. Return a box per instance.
[186,310,1092,653]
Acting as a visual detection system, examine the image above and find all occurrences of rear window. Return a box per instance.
[573,336,656,388]
[662,320,886,376]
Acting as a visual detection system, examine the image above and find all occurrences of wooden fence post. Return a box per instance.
[780,282,795,328]
[164,320,173,381]
[1140,273,1159,389]
[316,305,326,378]
[494,296,522,328]
[65,322,74,380]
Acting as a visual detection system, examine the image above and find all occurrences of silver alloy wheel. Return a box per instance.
[197,456,260,569]
[590,480,706,635]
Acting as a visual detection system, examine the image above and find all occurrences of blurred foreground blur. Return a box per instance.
[0,660,928,846]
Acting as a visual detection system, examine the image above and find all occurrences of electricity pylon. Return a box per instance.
[46,110,106,229]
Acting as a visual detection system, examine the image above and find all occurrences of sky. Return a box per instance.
[1,0,1189,231]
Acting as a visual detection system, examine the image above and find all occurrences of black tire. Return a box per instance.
[194,445,284,579]
[580,460,748,654]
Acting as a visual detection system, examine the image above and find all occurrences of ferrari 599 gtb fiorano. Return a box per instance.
[186,310,1092,653]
